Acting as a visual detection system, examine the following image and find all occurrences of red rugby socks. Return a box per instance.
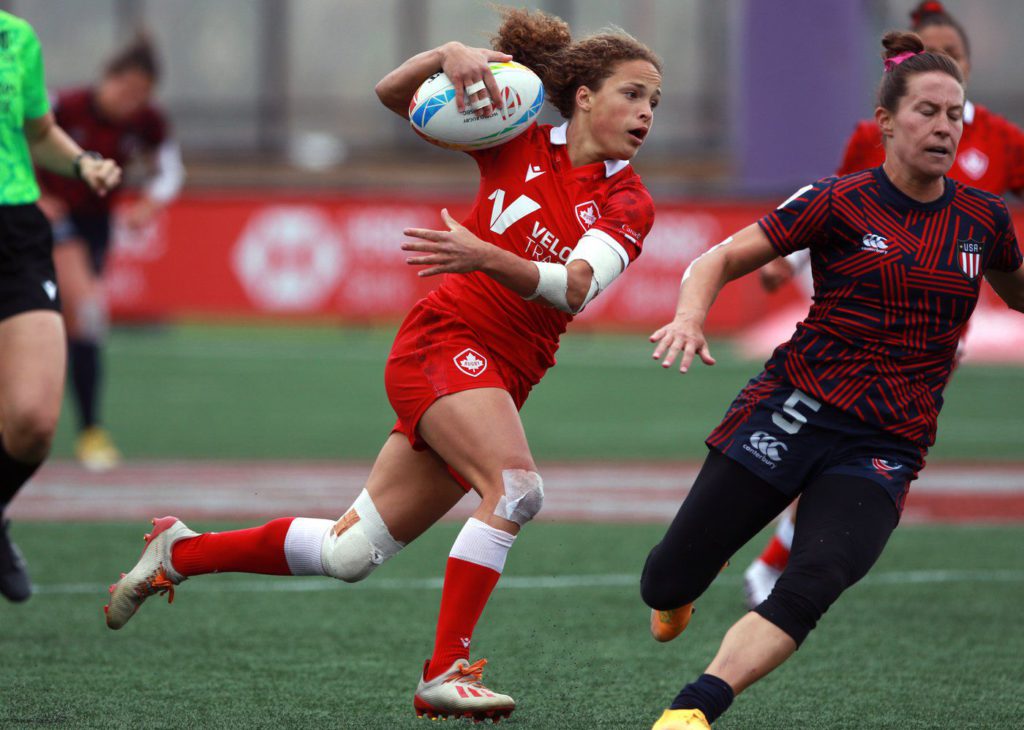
[426,518,516,680]
[170,517,296,576]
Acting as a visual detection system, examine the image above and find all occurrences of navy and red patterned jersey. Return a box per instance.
[37,86,168,215]
[754,167,1022,448]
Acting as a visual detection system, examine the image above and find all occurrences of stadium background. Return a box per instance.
[2,1,1022,728]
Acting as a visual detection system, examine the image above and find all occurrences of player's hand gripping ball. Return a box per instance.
[409,62,544,151]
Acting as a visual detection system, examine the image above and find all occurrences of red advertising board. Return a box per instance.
[107,192,1022,336]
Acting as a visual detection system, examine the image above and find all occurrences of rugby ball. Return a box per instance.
[409,62,544,151]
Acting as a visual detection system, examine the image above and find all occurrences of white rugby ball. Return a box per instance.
[409,62,545,151]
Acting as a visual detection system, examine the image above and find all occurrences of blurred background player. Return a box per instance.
[0,10,120,601]
[37,31,183,472]
[103,7,659,723]
[744,0,1024,608]
[642,31,1023,729]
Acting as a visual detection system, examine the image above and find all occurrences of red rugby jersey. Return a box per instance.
[37,86,169,215]
[425,122,655,382]
[837,101,1024,196]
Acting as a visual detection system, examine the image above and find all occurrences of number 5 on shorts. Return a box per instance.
[772,389,822,435]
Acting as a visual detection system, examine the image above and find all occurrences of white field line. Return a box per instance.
[34,569,1024,597]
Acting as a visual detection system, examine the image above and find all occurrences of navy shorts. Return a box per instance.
[707,380,925,514]
[52,212,112,274]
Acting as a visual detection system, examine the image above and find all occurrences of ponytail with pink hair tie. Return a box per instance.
[884,51,920,72]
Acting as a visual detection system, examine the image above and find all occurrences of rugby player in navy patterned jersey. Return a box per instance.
[641,31,1024,730]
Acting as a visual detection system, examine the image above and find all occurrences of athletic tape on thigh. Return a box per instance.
[494,469,544,526]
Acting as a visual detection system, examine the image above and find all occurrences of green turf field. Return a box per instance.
[2,521,1022,729]
[48,323,1024,462]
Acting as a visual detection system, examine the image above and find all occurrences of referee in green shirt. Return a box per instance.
[0,10,121,601]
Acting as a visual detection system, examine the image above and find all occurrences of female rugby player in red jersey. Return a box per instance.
[105,8,660,723]
[37,32,183,472]
[746,0,1024,606]
[643,31,1024,730]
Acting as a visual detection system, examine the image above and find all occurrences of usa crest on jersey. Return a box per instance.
[957,238,983,280]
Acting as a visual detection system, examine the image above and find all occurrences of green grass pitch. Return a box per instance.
[2,522,1022,728]
[46,323,1024,462]
[4,323,1021,728]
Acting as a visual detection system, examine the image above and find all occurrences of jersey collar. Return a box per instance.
[873,165,956,212]
[549,122,631,178]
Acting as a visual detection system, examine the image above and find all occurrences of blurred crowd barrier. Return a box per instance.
[106,193,1023,356]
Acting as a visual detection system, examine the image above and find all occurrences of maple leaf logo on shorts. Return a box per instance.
[454,348,488,377]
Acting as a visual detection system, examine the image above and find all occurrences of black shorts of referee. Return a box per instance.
[0,204,61,322]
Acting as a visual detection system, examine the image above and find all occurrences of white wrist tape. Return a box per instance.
[527,261,571,312]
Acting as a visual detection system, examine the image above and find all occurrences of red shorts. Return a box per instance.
[385,300,535,454]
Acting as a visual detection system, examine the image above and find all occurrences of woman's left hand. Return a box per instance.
[402,209,491,277]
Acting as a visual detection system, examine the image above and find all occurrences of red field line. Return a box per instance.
[8,460,1024,524]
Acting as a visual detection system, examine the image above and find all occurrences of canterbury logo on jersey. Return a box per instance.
[861,234,888,253]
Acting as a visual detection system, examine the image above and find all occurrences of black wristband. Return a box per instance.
[73,151,102,180]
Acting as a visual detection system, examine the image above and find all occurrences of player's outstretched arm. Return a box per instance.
[24,113,121,195]
[985,265,1024,313]
[375,42,511,118]
[651,223,778,373]
[403,210,596,309]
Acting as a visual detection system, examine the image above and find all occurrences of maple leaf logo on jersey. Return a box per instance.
[957,238,983,280]
[454,348,488,377]
[575,201,600,230]
[957,148,989,180]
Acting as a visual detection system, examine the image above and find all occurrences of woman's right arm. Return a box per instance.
[375,42,511,118]
[651,223,780,373]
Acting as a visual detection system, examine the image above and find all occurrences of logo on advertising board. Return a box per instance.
[232,207,346,311]
[956,238,983,280]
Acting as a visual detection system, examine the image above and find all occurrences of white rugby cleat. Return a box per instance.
[104,516,197,630]
[413,658,515,723]
[743,558,782,609]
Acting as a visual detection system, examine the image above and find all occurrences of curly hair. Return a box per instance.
[491,7,661,119]
[877,30,963,113]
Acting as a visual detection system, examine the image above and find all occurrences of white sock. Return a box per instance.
[283,517,333,576]
[449,517,516,573]
[775,511,795,551]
